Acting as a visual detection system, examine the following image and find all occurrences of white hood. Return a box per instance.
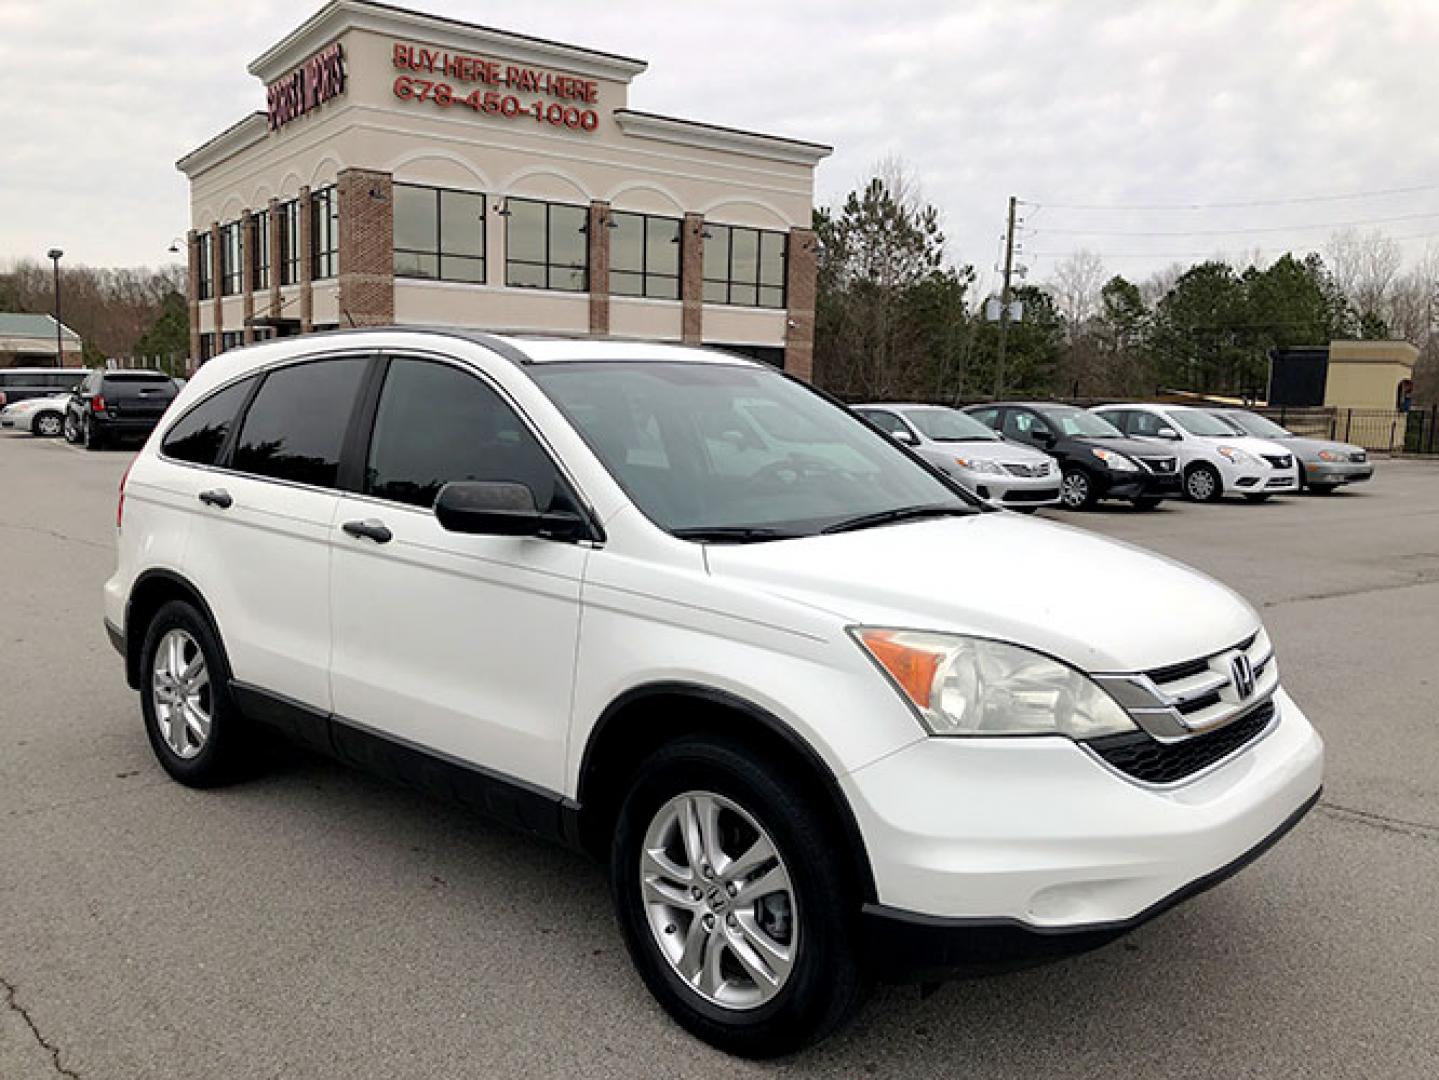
[704,514,1258,673]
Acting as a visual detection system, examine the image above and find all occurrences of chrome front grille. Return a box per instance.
[1263,454,1293,469]
[1001,461,1052,478]
[1093,629,1277,742]
[1138,456,1176,473]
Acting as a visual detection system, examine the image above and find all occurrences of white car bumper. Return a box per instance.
[844,686,1323,933]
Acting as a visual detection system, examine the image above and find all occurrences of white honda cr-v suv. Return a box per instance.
[105,330,1323,1057]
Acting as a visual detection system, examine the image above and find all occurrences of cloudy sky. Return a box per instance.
[3,0,1438,292]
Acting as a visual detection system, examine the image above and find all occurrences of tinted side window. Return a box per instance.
[1129,411,1168,437]
[232,359,367,489]
[1100,409,1132,434]
[161,378,255,466]
[858,409,907,437]
[365,358,562,510]
[1003,410,1039,440]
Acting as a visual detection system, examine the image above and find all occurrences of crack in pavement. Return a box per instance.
[1262,572,1439,609]
[1317,800,1439,842]
[1,975,81,1078]
[0,519,110,553]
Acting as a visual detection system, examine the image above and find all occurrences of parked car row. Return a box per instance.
[0,368,181,448]
[852,399,1373,511]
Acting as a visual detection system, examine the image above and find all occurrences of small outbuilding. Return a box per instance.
[0,313,84,368]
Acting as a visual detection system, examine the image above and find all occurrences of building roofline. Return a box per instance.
[248,0,648,85]
[613,109,832,166]
[0,313,82,343]
[176,112,269,177]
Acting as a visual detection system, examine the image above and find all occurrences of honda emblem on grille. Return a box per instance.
[1231,653,1255,698]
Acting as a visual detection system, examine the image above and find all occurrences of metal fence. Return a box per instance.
[1255,406,1438,454]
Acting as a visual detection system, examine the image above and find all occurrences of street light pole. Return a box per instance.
[45,248,64,369]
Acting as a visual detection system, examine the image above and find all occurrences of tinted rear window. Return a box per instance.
[232,359,368,489]
[161,377,256,466]
[103,374,178,399]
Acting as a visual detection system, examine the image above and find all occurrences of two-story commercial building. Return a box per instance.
[176,0,830,376]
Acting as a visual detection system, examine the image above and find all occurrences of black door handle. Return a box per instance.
[198,488,233,509]
[341,519,393,544]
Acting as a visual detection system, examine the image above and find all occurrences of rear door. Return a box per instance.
[328,354,589,793]
[175,354,370,716]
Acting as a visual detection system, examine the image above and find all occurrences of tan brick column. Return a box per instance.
[336,169,395,327]
[299,185,313,333]
[267,197,282,323]
[681,212,704,345]
[783,227,818,381]
[209,222,223,355]
[588,200,611,335]
[186,229,200,365]
[240,210,256,345]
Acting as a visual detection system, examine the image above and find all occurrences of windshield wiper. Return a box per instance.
[671,526,803,543]
[820,503,972,535]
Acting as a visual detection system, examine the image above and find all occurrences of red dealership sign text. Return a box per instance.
[267,42,347,131]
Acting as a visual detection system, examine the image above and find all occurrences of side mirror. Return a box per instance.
[1156,426,1180,440]
[434,480,587,540]
[894,429,919,446]
[1033,428,1057,447]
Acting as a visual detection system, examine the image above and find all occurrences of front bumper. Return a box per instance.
[843,687,1323,969]
[1305,461,1373,485]
[1101,471,1180,500]
[966,471,1061,508]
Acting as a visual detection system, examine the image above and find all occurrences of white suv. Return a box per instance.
[105,331,1324,1056]
[1093,403,1300,502]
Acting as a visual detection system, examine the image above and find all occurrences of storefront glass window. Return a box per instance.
[703,224,787,309]
[611,211,680,300]
[196,232,214,300]
[220,222,242,296]
[278,199,301,286]
[251,209,270,291]
[505,198,587,292]
[393,183,486,283]
[311,186,338,280]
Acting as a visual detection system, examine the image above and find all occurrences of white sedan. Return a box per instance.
[1092,403,1300,502]
[0,393,71,437]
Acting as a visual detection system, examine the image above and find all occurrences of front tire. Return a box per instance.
[1308,483,1338,495]
[1131,496,1163,511]
[32,411,63,437]
[1184,463,1222,502]
[1059,467,1098,510]
[139,600,252,787]
[611,737,865,1057]
[62,412,81,444]
[1243,493,1272,503]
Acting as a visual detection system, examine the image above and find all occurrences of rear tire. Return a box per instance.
[610,736,866,1058]
[1059,467,1097,510]
[139,600,254,788]
[62,412,81,444]
[32,411,63,437]
[1183,463,1222,502]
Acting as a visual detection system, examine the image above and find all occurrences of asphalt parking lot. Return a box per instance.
[2,431,1436,1079]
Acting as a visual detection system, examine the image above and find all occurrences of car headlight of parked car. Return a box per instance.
[953,457,1006,475]
[1316,449,1344,462]
[1090,447,1139,471]
[1216,446,1259,466]
[852,628,1137,738]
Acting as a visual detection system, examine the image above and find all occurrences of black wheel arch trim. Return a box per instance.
[122,568,232,691]
[577,680,879,903]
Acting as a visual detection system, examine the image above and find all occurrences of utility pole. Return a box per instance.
[994,195,1017,398]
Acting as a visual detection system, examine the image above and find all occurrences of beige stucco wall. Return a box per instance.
[1324,340,1417,410]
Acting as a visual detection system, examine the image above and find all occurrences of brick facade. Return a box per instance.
[337,168,396,326]
[267,196,282,324]
[240,210,256,345]
[186,229,200,364]
[783,227,818,381]
[209,222,223,355]
[587,200,611,335]
[298,185,314,333]
[681,212,705,345]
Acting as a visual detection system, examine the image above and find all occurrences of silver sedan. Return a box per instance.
[1210,409,1373,494]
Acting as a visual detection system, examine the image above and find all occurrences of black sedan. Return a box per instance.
[963,402,1182,510]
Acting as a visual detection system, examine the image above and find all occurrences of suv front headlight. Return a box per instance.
[852,628,1136,738]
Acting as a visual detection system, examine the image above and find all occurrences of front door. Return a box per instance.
[328,355,589,794]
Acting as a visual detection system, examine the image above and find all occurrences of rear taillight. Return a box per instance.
[0,391,7,406]
[90,394,106,412]
[117,460,134,529]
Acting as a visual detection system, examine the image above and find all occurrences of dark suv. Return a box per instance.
[964,402,1182,510]
[64,370,179,450]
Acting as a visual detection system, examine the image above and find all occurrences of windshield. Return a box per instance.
[1037,406,1124,438]
[1220,410,1289,438]
[1172,409,1245,437]
[529,361,977,537]
[904,408,1000,442]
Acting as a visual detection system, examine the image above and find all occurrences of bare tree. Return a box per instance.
[1327,228,1402,320]
[1046,249,1106,329]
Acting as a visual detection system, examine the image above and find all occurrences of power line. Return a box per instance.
[1027,209,1439,239]
[1026,227,1439,261]
[1023,180,1439,212]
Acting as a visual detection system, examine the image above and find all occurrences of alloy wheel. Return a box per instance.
[1187,468,1218,501]
[640,791,798,1011]
[1060,471,1089,508]
[151,629,212,760]
[36,413,62,437]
